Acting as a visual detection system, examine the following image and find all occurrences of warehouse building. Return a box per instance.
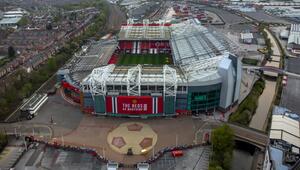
[287,24,300,54]
[263,106,300,170]
[0,17,21,28]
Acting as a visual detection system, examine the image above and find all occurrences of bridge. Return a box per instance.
[200,121,269,150]
[227,123,269,150]
[243,65,300,78]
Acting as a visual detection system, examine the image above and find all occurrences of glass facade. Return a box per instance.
[187,89,220,112]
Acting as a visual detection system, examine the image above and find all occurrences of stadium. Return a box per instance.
[57,19,242,117]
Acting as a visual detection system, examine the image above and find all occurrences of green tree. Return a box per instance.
[8,46,16,58]
[18,17,29,26]
[20,83,33,98]
[209,165,224,170]
[210,124,234,170]
[0,98,9,115]
[46,22,53,30]
[0,132,8,152]
[47,58,57,72]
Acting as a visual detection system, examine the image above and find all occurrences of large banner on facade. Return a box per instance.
[106,96,163,114]
[117,96,152,114]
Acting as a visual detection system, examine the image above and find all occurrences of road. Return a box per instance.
[248,29,282,131]
[243,65,300,78]
[203,7,247,24]
[106,4,126,31]
[249,80,276,131]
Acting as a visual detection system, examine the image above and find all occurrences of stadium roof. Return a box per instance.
[170,20,237,82]
[83,20,239,95]
[118,20,171,41]
[83,65,187,86]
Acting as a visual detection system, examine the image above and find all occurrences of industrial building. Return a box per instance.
[0,17,21,28]
[240,32,254,44]
[58,19,241,117]
[287,24,300,54]
[263,106,300,170]
[0,8,27,28]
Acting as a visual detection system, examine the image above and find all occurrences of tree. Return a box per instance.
[209,165,224,170]
[18,17,29,26]
[47,58,57,72]
[8,46,16,58]
[0,132,8,152]
[210,124,234,170]
[20,83,33,98]
[46,22,53,30]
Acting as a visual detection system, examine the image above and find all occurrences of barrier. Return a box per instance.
[26,136,210,167]
[140,143,210,164]
[27,136,110,164]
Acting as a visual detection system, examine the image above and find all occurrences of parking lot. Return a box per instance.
[281,77,300,113]
[243,10,290,25]
[280,57,300,112]
[205,7,247,24]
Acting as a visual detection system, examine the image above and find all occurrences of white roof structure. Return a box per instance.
[240,33,254,40]
[118,19,171,40]
[84,65,185,97]
[270,106,300,148]
[170,20,237,83]
[270,115,300,148]
[280,29,289,39]
[84,20,239,96]
[0,17,21,25]
[288,24,300,45]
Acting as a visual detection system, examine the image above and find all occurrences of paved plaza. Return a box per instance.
[10,92,206,165]
[107,122,157,155]
[57,116,203,164]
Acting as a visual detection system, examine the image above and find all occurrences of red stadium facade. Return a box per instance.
[117,23,172,54]
[118,41,171,54]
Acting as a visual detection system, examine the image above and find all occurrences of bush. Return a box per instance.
[0,133,7,152]
[242,58,258,66]
[229,78,265,125]
[210,125,234,170]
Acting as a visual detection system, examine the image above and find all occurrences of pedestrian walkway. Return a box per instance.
[249,29,281,131]
[249,80,276,130]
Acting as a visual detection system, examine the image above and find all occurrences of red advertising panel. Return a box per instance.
[149,41,170,49]
[157,96,163,113]
[117,96,153,114]
[106,96,113,113]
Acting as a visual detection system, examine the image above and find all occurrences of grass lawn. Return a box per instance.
[117,53,172,65]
